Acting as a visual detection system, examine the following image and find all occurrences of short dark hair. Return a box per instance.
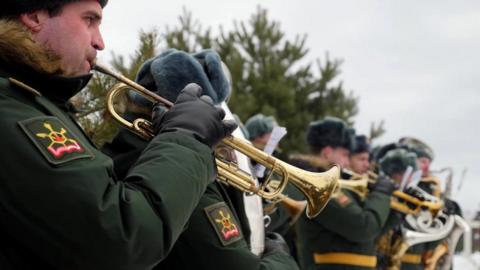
[1,0,108,20]
[46,2,71,17]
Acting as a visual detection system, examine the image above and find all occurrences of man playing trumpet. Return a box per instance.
[293,118,395,270]
[0,1,236,269]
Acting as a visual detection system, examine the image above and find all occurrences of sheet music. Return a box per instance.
[254,126,287,178]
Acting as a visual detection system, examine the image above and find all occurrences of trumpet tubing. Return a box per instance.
[94,63,340,219]
[337,172,443,216]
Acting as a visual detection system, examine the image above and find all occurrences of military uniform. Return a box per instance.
[243,113,299,259]
[158,180,299,270]
[292,118,394,270]
[0,20,215,269]
[102,49,298,269]
[104,129,299,270]
[399,176,441,270]
[294,163,391,270]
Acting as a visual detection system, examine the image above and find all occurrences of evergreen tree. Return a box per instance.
[73,30,160,146]
[74,6,360,155]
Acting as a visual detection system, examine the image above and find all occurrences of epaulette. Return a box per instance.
[8,77,41,97]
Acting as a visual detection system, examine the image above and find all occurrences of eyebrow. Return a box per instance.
[83,10,102,22]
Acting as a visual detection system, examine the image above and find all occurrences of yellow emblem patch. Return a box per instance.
[19,116,94,165]
[336,193,351,207]
[204,202,243,246]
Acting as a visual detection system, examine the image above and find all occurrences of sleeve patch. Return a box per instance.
[204,202,243,246]
[18,116,94,166]
[336,193,351,207]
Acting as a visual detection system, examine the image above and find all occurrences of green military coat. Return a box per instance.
[291,158,391,270]
[297,188,391,270]
[400,178,442,270]
[104,130,299,270]
[0,64,214,269]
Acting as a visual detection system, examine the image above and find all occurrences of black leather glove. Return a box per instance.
[404,186,428,201]
[373,175,396,196]
[263,232,290,256]
[444,199,462,216]
[152,83,237,148]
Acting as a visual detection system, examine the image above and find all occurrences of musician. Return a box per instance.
[399,137,441,197]
[293,117,395,270]
[244,113,301,259]
[245,113,278,150]
[0,1,236,269]
[103,49,299,270]
[375,148,419,270]
[349,135,371,175]
[398,138,461,270]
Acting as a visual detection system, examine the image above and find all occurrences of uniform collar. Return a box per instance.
[0,61,91,104]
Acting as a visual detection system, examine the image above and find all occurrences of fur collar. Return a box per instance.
[0,19,63,75]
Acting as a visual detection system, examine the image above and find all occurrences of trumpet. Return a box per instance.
[93,63,339,219]
[338,169,443,216]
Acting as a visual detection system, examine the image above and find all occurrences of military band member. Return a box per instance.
[0,1,236,269]
[104,50,299,270]
[399,138,441,198]
[244,113,302,259]
[349,135,371,175]
[294,117,395,270]
[398,138,461,270]
[245,113,278,150]
[375,148,419,270]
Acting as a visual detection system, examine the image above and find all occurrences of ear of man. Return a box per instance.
[19,10,49,33]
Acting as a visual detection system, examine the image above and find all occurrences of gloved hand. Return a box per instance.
[373,175,396,196]
[403,186,432,202]
[263,232,290,256]
[444,199,461,216]
[152,83,237,148]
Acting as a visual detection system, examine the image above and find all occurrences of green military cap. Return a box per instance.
[353,135,370,154]
[398,137,434,161]
[306,117,356,151]
[1,0,108,18]
[244,114,277,140]
[379,148,418,177]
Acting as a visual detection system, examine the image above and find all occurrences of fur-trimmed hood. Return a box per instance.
[0,19,63,75]
[0,19,92,103]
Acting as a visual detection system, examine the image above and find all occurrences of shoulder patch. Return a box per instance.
[18,116,93,166]
[204,202,243,246]
[335,192,352,207]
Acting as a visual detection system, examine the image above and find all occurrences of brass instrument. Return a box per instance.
[436,215,471,270]
[263,179,308,225]
[387,213,455,270]
[93,63,339,219]
[338,169,443,216]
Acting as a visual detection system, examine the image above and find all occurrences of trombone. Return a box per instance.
[338,169,443,216]
[93,63,339,219]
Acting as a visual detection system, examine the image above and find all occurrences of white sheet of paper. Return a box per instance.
[221,103,265,255]
[254,126,287,178]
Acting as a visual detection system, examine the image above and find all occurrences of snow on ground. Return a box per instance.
[454,253,480,270]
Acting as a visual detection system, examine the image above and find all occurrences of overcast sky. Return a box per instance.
[99,0,479,213]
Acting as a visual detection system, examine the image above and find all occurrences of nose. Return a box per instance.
[92,28,105,51]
